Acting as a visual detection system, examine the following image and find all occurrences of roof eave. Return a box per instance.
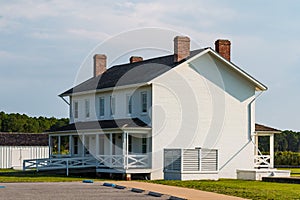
[59,82,150,97]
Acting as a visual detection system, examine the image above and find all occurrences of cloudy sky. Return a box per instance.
[0,0,299,131]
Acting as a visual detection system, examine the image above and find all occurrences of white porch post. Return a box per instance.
[82,134,85,157]
[122,132,127,169]
[58,136,61,155]
[69,135,72,156]
[48,135,52,158]
[96,134,99,156]
[255,134,259,156]
[126,133,129,169]
[109,133,112,167]
[270,134,274,168]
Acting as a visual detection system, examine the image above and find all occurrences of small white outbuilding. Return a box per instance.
[0,133,49,169]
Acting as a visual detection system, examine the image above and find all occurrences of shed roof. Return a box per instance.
[0,133,48,146]
[255,124,281,132]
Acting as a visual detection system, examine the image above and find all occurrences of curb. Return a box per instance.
[148,191,163,197]
[103,182,186,200]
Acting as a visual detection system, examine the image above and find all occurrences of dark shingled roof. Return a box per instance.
[255,124,281,132]
[60,49,206,96]
[51,118,150,132]
[0,133,48,146]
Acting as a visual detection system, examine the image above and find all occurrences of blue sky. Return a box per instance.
[0,0,299,131]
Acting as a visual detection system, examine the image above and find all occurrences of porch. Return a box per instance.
[23,130,152,175]
[237,124,290,180]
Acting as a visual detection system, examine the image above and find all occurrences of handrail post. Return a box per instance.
[36,159,39,172]
[66,159,69,176]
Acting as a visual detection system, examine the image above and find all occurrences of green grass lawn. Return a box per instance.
[0,170,99,182]
[278,168,300,177]
[149,179,300,200]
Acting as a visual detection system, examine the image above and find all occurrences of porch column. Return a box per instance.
[122,132,127,169]
[255,134,259,156]
[58,136,61,155]
[69,135,72,156]
[126,132,129,169]
[109,133,112,155]
[81,134,85,157]
[270,134,274,168]
[48,135,52,158]
[96,134,99,156]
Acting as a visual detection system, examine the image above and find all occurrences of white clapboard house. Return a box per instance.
[23,36,289,180]
[0,133,48,169]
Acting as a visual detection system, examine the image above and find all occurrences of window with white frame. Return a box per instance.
[74,101,79,119]
[141,91,147,113]
[110,96,115,116]
[126,94,132,115]
[85,99,90,118]
[99,97,105,117]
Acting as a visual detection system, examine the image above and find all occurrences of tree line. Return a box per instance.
[0,111,69,133]
[259,130,300,153]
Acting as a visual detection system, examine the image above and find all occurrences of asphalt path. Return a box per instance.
[0,182,167,200]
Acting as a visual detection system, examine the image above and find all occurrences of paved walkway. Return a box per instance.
[112,181,248,200]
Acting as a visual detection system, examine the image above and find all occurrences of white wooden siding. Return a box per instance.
[0,146,49,169]
[151,53,256,179]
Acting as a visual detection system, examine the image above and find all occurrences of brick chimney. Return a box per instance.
[130,56,143,63]
[93,54,107,77]
[215,39,231,61]
[174,36,190,62]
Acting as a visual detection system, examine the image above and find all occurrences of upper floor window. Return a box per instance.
[74,101,79,119]
[141,91,147,113]
[126,94,132,115]
[110,96,115,116]
[99,97,105,117]
[85,99,90,118]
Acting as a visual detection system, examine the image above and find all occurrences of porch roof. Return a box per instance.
[255,123,281,133]
[49,118,150,133]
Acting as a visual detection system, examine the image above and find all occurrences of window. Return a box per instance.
[126,94,132,115]
[74,101,79,119]
[141,92,147,113]
[73,136,78,155]
[85,99,90,118]
[110,96,115,116]
[128,135,132,153]
[99,97,105,117]
[142,137,147,153]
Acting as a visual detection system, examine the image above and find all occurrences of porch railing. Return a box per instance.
[23,154,150,175]
[23,157,98,175]
[95,154,150,169]
[254,155,271,168]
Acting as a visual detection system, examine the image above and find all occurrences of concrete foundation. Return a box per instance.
[237,169,291,180]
